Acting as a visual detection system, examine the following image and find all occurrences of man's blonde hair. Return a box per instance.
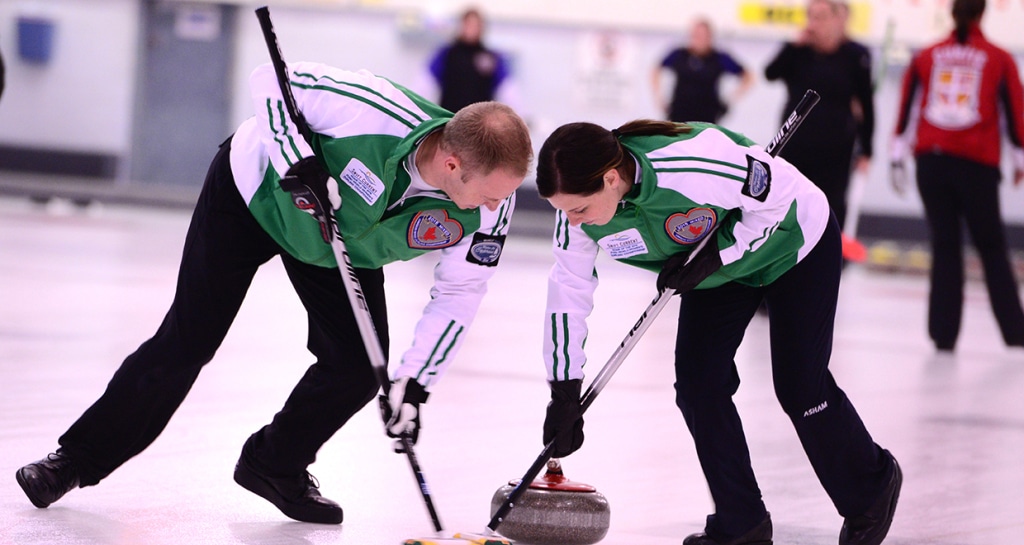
[441,101,532,180]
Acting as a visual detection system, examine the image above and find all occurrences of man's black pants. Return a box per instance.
[60,138,388,485]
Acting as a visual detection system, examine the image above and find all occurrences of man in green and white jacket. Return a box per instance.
[16,62,532,526]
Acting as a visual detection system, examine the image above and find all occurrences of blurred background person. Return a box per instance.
[764,0,874,233]
[423,7,520,114]
[651,18,753,123]
[891,0,1024,352]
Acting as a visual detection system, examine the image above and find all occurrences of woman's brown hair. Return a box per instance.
[536,120,691,198]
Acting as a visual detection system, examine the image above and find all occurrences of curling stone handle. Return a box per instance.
[546,458,562,474]
[540,458,568,486]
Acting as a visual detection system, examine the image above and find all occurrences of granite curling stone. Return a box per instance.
[489,459,610,545]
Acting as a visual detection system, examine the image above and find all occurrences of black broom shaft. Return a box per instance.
[254,7,314,145]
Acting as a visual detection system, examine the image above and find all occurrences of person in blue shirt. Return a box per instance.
[427,8,511,113]
[652,18,754,123]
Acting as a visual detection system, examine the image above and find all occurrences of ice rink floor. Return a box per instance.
[2,195,1023,545]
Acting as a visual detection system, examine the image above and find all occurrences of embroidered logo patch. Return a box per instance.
[742,155,771,202]
[466,233,506,266]
[665,208,717,245]
[339,158,385,205]
[925,47,985,130]
[597,228,649,259]
[408,210,463,249]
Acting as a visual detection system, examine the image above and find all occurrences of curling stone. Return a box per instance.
[489,459,610,545]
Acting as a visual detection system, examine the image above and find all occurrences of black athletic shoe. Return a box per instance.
[683,513,772,545]
[233,455,343,524]
[839,452,902,545]
[16,450,81,508]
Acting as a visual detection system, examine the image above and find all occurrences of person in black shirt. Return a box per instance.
[427,8,510,113]
[652,18,753,123]
[765,0,874,230]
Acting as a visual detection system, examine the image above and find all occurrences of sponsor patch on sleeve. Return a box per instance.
[742,155,772,202]
[466,232,506,266]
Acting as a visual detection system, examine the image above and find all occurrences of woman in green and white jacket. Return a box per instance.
[535,120,900,545]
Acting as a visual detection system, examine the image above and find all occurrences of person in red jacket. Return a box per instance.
[891,0,1024,352]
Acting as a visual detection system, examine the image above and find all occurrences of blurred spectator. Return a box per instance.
[424,7,518,113]
[836,1,872,149]
[651,18,753,123]
[891,0,1024,352]
[764,0,873,230]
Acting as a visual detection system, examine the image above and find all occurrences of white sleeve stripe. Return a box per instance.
[292,71,427,128]
[266,98,302,166]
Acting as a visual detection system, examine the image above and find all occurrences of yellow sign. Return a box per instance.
[739,3,806,26]
[738,2,872,36]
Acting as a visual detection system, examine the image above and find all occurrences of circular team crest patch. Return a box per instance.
[408,209,464,249]
[665,208,717,245]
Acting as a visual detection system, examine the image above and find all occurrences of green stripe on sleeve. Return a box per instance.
[416,321,456,381]
[549,313,560,379]
[292,71,427,124]
[266,99,300,167]
[650,156,746,172]
[424,325,463,378]
[276,101,303,162]
[747,221,781,252]
[291,81,418,130]
[652,167,745,183]
[560,313,571,380]
[491,199,511,235]
[556,212,570,250]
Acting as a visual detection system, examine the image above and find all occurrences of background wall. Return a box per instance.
[0,0,1023,229]
[0,0,140,156]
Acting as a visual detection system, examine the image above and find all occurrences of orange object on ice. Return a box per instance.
[842,233,867,262]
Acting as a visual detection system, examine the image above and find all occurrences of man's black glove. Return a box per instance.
[381,377,429,453]
[278,156,340,244]
[656,236,723,294]
[543,379,585,458]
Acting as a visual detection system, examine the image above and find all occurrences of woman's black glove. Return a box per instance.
[656,237,723,294]
[543,379,585,458]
